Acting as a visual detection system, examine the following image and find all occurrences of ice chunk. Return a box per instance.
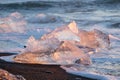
[68,21,78,34]
[0,69,25,80]
[94,29,110,49]
[40,21,110,49]
[13,52,55,64]
[13,21,110,65]
[78,29,110,49]
[78,29,99,48]
[52,41,92,65]
[41,21,80,41]
[24,36,61,53]
[9,12,24,19]
[14,41,91,65]
[28,13,59,23]
[0,12,26,33]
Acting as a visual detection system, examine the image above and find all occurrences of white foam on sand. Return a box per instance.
[0,55,16,62]
[61,66,118,80]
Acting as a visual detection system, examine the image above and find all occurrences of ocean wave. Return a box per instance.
[0,1,53,9]
[94,0,120,4]
[0,0,94,4]
[0,0,119,10]
[0,0,98,9]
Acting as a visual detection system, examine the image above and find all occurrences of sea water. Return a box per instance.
[0,0,120,80]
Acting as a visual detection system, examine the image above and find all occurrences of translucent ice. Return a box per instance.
[0,12,26,33]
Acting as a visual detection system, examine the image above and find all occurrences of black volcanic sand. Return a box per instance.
[0,52,17,57]
[0,53,96,80]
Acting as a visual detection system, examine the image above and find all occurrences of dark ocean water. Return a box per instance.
[0,0,120,28]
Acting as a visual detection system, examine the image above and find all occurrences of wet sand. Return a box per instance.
[0,53,96,80]
[0,52,17,56]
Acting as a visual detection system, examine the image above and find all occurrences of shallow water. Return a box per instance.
[0,0,120,80]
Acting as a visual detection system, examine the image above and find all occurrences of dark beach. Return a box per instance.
[0,53,95,80]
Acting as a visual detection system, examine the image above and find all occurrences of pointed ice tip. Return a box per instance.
[68,21,78,34]
[29,36,35,39]
[28,36,36,42]
[9,12,23,19]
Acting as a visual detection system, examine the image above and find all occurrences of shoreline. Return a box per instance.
[0,52,17,57]
[0,53,95,80]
